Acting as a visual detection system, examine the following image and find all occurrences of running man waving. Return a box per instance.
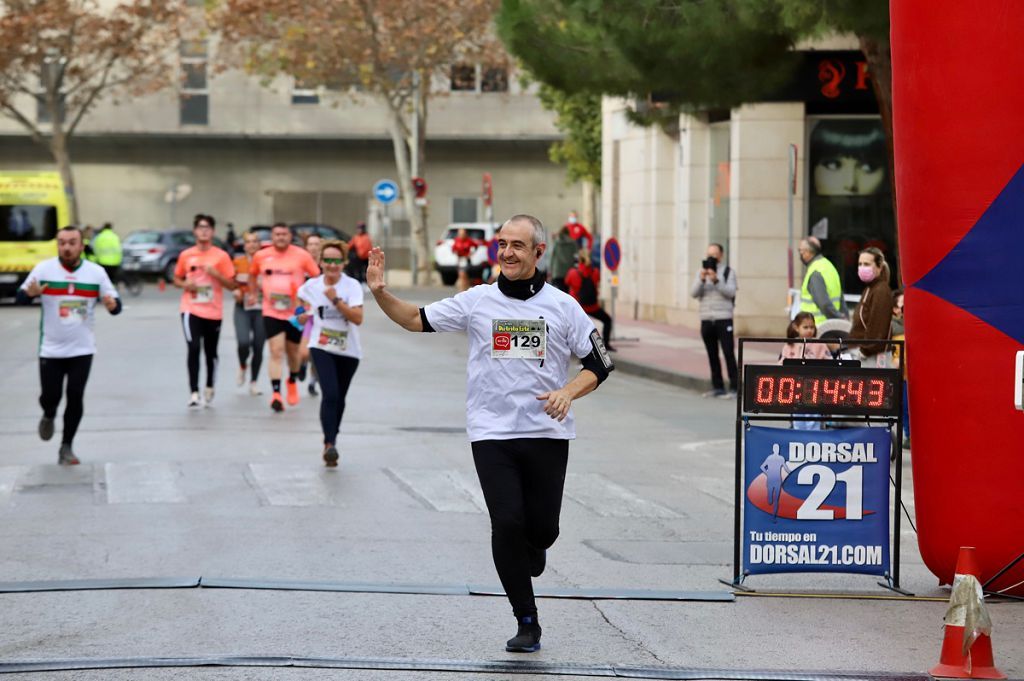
[367,214,614,653]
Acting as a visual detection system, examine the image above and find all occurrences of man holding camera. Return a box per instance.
[690,243,738,398]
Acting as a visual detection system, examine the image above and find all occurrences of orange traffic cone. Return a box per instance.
[158,278,166,293]
[930,547,1006,679]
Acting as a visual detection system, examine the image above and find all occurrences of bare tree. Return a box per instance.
[0,0,185,223]
[214,0,501,283]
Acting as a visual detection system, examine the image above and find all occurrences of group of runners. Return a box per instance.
[17,213,615,653]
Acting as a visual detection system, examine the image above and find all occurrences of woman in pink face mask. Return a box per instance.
[849,247,894,367]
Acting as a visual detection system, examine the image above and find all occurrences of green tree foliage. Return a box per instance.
[498,0,800,110]
[534,82,601,186]
[499,0,895,203]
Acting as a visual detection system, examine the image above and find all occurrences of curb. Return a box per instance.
[612,357,714,394]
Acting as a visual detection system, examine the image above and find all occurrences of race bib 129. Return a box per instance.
[491,319,546,359]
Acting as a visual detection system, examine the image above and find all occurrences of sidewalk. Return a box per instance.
[611,316,778,393]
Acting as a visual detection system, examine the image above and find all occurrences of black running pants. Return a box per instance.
[700,318,738,392]
[39,354,93,446]
[181,312,221,392]
[309,349,359,445]
[471,438,569,620]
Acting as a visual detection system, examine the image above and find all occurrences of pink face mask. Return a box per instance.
[858,265,877,283]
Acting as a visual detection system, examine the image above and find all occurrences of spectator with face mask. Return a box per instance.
[849,246,893,367]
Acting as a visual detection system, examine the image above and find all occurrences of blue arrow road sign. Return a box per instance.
[373,179,399,204]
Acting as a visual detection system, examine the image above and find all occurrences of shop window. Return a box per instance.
[807,118,897,293]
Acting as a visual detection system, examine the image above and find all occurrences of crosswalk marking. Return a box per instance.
[0,466,27,507]
[246,463,333,507]
[105,463,187,504]
[677,474,734,506]
[565,473,682,519]
[385,468,486,513]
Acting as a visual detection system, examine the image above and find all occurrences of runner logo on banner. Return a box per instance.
[743,426,890,577]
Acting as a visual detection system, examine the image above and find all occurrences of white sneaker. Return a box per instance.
[188,392,201,408]
[204,387,215,405]
[237,365,246,386]
[249,382,263,396]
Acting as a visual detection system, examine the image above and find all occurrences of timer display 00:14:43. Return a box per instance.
[742,365,900,416]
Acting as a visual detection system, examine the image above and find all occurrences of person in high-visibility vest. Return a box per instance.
[90,222,123,286]
[797,236,846,325]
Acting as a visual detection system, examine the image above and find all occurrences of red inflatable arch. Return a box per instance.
[891,2,1024,593]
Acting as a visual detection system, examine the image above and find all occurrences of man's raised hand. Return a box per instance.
[366,247,386,293]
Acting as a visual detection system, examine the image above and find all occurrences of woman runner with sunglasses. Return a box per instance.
[296,241,364,466]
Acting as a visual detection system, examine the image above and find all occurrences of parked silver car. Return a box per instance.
[121,229,229,282]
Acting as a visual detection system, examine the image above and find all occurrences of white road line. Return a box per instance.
[675,474,735,506]
[565,473,682,519]
[385,468,485,513]
[0,466,27,507]
[677,439,734,452]
[246,463,332,507]
[105,462,187,504]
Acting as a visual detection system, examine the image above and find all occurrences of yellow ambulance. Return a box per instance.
[0,171,70,297]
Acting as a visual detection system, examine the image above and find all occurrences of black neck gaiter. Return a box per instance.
[497,269,546,301]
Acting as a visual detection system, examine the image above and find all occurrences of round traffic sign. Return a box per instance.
[603,237,621,272]
[373,179,399,204]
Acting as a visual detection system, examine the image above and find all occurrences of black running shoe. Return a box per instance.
[323,445,339,468]
[297,362,307,382]
[38,416,54,441]
[308,381,318,397]
[506,617,541,653]
[528,545,546,577]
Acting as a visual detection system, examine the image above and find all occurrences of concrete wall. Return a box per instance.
[0,68,559,142]
[0,137,580,245]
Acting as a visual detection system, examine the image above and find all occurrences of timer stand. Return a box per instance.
[722,336,910,598]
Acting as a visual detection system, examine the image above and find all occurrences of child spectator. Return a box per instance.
[781,312,831,361]
[780,312,828,431]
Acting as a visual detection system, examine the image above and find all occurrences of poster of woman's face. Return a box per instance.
[808,119,896,293]
[811,120,887,197]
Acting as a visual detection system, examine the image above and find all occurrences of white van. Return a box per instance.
[433,222,497,286]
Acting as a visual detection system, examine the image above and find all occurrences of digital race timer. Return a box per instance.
[742,362,900,416]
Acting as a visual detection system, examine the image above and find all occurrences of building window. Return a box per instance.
[291,78,320,105]
[450,64,509,93]
[180,39,208,125]
[450,64,477,92]
[451,197,479,223]
[481,66,508,93]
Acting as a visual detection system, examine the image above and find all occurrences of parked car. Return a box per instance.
[291,223,351,243]
[121,229,229,282]
[433,222,497,286]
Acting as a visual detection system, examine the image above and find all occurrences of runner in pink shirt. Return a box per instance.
[249,222,320,411]
[173,214,237,407]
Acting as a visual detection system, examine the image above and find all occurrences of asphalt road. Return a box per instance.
[0,286,1019,680]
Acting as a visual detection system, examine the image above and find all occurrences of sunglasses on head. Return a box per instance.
[321,257,343,264]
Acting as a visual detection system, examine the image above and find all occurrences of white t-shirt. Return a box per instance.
[20,258,118,358]
[424,282,598,442]
[297,274,364,360]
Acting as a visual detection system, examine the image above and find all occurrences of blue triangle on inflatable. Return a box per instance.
[914,164,1024,345]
